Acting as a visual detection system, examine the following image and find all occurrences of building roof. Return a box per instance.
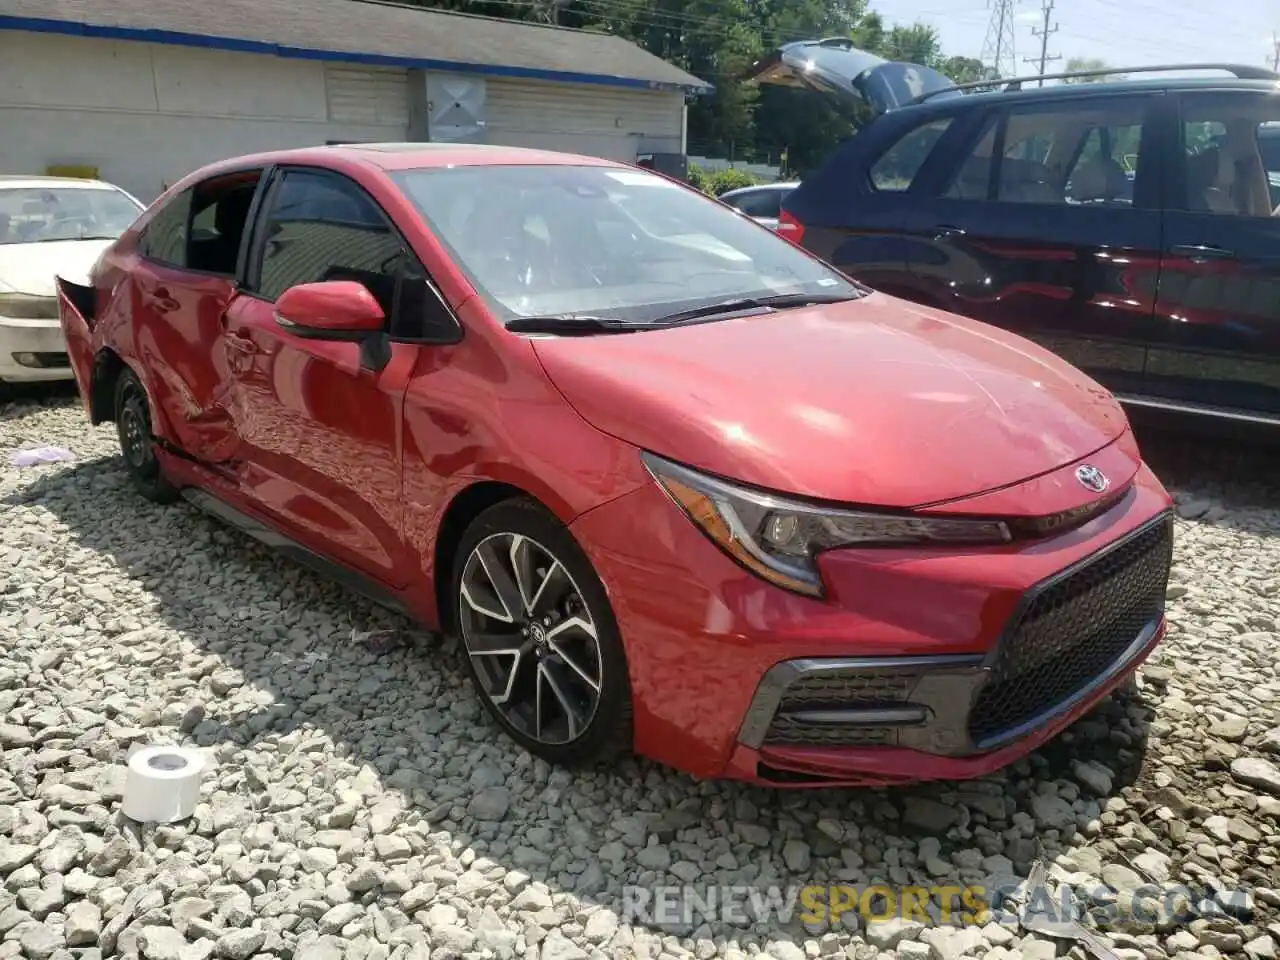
[0,0,712,95]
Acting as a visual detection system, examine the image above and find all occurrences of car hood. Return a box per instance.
[0,239,112,296]
[531,293,1129,508]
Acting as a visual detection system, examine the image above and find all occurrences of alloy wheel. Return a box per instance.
[458,532,604,745]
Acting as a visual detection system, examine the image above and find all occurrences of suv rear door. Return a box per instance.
[1146,89,1280,416]
[894,92,1163,396]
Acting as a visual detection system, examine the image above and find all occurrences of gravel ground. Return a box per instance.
[1,389,1278,960]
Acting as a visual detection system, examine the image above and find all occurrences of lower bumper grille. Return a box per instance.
[967,514,1173,745]
[741,513,1173,758]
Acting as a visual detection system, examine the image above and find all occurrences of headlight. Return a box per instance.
[643,453,1012,598]
[0,292,59,320]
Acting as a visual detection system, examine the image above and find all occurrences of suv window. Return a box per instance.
[946,98,1144,205]
[726,189,782,219]
[870,117,952,191]
[1180,93,1280,217]
[251,168,445,340]
[138,190,192,267]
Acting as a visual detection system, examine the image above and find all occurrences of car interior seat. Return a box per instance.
[998,158,1060,203]
[1187,147,1237,214]
[1070,157,1130,205]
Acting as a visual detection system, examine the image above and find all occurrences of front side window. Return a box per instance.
[1180,93,1280,217]
[392,164,858,324]
[253,169,406,311]
[870,117,953,192]
[0,185,142,246]
[251,168,446,339]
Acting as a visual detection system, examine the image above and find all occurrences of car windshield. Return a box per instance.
[0,186,142,245]
[392,164,859,324]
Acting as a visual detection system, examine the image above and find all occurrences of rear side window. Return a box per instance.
[869,118,953,191]
[138,191,192,268]
[138,170,263,275]
[945,97,1146,206]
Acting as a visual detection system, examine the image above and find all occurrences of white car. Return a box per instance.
[717,181,801,231]
[0,176,144,392]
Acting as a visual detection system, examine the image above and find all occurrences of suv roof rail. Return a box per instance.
[913,62,1279,103]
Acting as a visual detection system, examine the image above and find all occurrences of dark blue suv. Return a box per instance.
[751,41,1280,424]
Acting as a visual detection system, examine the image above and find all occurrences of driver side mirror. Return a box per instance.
[275,280,385,341]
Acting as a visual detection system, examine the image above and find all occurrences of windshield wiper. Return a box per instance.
[648,291,861,325]
[506,315,653,335]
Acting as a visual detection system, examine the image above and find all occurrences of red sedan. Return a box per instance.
[56,144,1174,787]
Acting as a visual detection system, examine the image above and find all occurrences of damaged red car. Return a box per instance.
[57,143,1174,786]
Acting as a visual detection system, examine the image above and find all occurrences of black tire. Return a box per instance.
[114,368,179,504]
[450,497,633,767]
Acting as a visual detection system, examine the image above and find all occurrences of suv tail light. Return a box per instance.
[777,209,806,245]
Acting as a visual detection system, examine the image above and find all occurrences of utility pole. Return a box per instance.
[1272,31,1279,72]
[1023,0,1061,85]
[981,0,1019,78]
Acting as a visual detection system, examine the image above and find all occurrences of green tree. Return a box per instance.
[1063,57,1126,82]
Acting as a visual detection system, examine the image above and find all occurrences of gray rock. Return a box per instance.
[214,929,265,960]
[466,787,511,821]
[1231,757,1280,796]
[902,798,962,832]
[64,902,102,947]
[138,926,189,960]
[540,931,587,960]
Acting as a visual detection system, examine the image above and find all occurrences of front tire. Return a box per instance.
[114,368,178,504]
[450,498,633,767]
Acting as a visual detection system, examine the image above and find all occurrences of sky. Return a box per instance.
[870,0,1278,74]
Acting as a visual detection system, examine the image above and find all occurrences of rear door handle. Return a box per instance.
[1169,244,1234,262]
[934,225,967,241]
[225,333,257,354]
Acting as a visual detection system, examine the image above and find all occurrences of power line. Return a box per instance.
[981,0,1018,77]
[1023,0,1060,84]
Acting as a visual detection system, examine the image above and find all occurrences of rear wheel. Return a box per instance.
[114,368,178,504]
[450,499,632,767]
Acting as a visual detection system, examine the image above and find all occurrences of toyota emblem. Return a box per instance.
[1075,465,1109,493]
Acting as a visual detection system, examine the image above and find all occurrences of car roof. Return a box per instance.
[894,76,1280,121]
[0,175,125,191]
[186,142,626,182]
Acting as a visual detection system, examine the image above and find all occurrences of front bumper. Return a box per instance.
[0,315,73,382]
[569,444,1173,786]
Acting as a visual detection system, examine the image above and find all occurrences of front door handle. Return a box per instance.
[1169,243,1235,262]
[934,225,967,241]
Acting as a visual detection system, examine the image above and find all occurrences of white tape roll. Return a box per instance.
[120,746,207,823]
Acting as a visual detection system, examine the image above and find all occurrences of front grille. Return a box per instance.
[764,670,910,746]
[968,515,1173,745]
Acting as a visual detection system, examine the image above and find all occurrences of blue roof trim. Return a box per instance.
[0,14,714,95]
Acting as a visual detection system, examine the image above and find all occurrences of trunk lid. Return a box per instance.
[745,38,960,114]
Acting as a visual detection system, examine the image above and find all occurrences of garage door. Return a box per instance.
[485,78,682,161]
